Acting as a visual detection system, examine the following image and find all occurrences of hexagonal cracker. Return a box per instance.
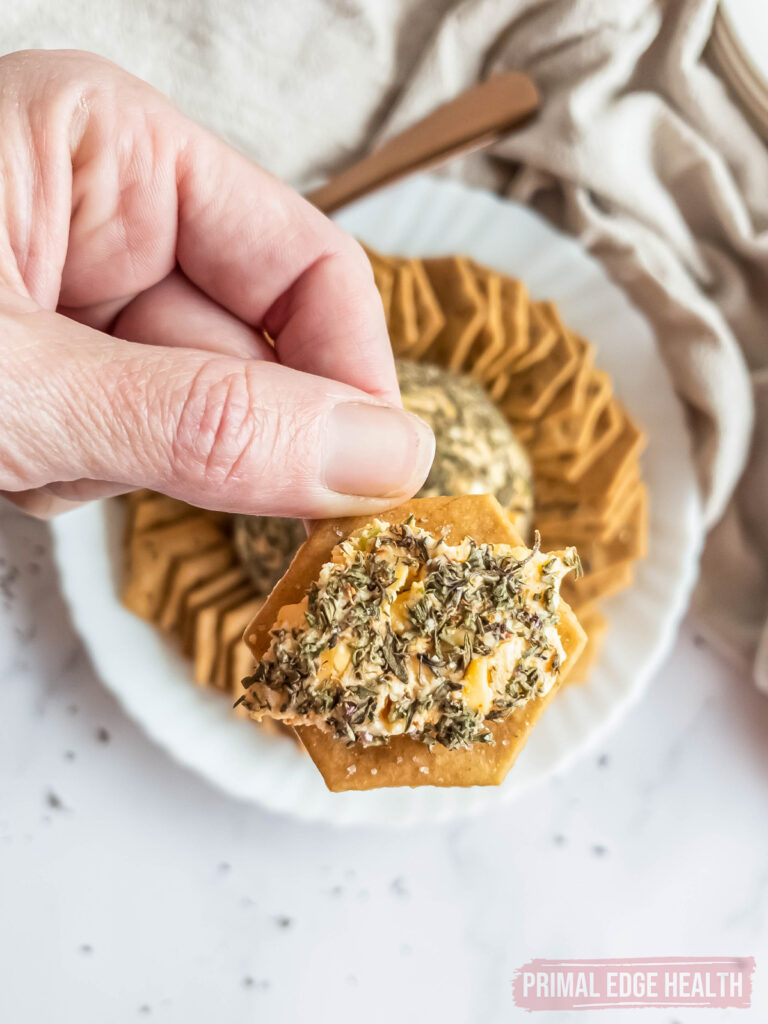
[499,322,581,421]
[458,263,504,376]
[535,472,643,544]
[534,411,645,508]
[242,494,586,791]
[487,300,558,402]
[563,607,608,686]
[157,543,237,631]
[515,349,603,459]
[388,260,420,354]
[409,259,445,358]
[420,257,486,369]
[479,278,530,384]
[121,515,229,623]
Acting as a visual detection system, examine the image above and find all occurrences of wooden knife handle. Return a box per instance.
[307,71,539,215]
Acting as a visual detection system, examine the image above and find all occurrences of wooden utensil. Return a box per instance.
[306,71,539,215]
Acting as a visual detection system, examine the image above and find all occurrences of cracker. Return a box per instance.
[564,608,608,686]
[585,487,647,572]
[125,493,194,539]
[230,644,294,742]
[549,486,648,574]
[232,640,256,717]
[194,583,255,688]
[421,257,486,369]
[534,410,645,507]
[388,261,419,354]
[562,558,634,609]
[460,264,504,376]
[487,299,556,403]
[535,470,642,541]
[487,367,511,403]
[243,494,586,791]
[158,543,236,632]
[514,300,559,372]
[125,488,156,506]
[500,323,580,421]
[122,492,195,580]
[516,348,603,458]
[409,259,445,357]
[600,475,646,542]
[121,516,228,623]
[534,393,625,482]
[212,596,264,692]
[179,565,251,656]
[480,278,530,382]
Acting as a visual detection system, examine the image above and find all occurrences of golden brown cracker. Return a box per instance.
[610,482,648,553]
[564,608,608,686]
[533,394,624,483]
[157,543,236,632]
[409,259,445,357]
[550,486,648,574]
[421,256,486,369]
[194,583,255,688]
[231,643,296,741]
[480,278,530,382]
[180,565,251,656]
[534,410,645,507]
[563,558,634,609]
[125,493,194,540]
[122,516,228,623]
[460,264,504,376]
[243,494,586,791]
[486,297,558,403]
[213,596,264,691]
[388,261,419,354]
[537,476,645,545]
[232,641,256,718]
[487,366,512,403]
[518,349,603,459]
[500,325,581,421]
[514,300,559,373]
[125,489,156,507]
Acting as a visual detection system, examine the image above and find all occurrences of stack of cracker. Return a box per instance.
[365,246,648,687]
[120,490,287,736]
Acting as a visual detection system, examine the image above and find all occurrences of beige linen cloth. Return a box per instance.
[3,0,767,686]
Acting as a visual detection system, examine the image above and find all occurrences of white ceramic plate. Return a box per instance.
[51,175,702,827]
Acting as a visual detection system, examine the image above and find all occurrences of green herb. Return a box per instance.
[240,519,578,750]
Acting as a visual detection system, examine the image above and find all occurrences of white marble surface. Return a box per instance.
[1,500,767,1024]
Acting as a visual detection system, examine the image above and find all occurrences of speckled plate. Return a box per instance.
[50,175,702,827]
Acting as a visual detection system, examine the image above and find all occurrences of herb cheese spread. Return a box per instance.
[241,517,580,750]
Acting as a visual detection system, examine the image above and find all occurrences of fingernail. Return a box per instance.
[324,402,435,498]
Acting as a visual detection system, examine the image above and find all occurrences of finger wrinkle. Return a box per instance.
[170,361,264,486]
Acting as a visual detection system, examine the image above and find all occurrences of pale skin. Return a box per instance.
[0,50,435,520]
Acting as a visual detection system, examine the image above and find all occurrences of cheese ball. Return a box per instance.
[396,360,533,538]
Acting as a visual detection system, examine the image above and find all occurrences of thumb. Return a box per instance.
[1,308,435,518]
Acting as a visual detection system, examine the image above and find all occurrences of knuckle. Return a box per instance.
[171,361,277,487]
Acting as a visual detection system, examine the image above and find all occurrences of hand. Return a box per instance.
[0,50,434,519]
